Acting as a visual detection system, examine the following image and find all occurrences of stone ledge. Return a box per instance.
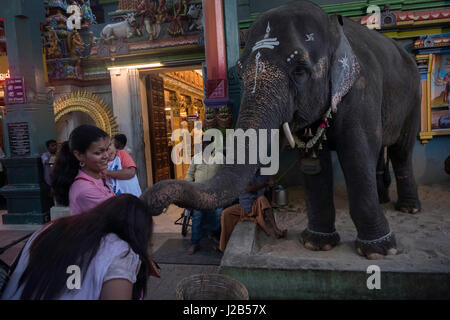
[218,196,450,299]
[50,206,71,221]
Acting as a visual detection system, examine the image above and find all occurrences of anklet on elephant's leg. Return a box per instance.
[355,231,397,255]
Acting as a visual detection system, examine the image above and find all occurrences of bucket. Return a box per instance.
[274,185,288,206]
[176,274,249,300]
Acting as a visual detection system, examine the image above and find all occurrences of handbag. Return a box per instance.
[0,233,32,297]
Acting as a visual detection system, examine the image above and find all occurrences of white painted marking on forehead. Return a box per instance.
[305,33,315,42]
[264,22,271,39]
[252,21,279,52]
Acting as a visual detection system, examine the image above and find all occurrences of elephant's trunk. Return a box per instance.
[142,67,290,216]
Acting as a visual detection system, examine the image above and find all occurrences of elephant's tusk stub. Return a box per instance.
[283,122,296,148]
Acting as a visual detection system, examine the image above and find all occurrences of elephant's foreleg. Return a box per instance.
[300,147,340,251]
[337,137,397,259]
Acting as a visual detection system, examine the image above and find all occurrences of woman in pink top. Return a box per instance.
[51,125,114,215]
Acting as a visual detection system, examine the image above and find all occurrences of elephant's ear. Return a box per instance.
[329,14,360,112]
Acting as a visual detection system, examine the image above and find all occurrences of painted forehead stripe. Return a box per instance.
[252,22,279,52]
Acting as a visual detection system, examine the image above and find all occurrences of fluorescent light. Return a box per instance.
[107,62,163,70]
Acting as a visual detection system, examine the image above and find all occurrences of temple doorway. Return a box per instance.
[144,66,205,184]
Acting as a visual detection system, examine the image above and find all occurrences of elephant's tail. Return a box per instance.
[376,147,391,203]
[383,152,391,189]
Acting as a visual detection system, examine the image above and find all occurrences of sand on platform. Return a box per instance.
[254,181,450,273]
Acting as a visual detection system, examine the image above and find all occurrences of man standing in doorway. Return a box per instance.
[41,139,57,205]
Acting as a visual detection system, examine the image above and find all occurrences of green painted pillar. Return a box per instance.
[223,0,242,127]
[0,0,57,224]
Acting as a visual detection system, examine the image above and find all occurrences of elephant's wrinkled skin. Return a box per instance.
[142,1,421,259]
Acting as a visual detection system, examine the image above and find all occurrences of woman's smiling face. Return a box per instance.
[74,137,111,175]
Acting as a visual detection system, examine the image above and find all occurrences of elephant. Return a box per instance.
[142,1,421,259]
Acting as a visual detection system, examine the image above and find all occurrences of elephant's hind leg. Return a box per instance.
[388,144,420,214]
[299,147,340,251]
[376,147,391,203]
[388,113,421,214]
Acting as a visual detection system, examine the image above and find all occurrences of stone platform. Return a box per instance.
[219,184,450,299]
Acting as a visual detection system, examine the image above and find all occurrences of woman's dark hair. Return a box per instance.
[18,194,153,300]
[51,125,109,206]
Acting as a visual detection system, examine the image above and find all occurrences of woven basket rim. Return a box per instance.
[176,273,249,300]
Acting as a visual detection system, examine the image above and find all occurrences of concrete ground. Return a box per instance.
[220,182,450,299]
[146,206,220,299]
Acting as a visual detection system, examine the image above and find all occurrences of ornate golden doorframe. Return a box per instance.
[53,90,118,137]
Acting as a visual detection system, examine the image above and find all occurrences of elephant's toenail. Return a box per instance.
[387,248,398,255]
[322,244,332,251]
[410,208,419,214]
[356,248,364,256]
[305,242,318,251]
[367,253,384,260]
[400,207,409,213]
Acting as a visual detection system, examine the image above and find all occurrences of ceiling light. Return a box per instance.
[107,62,163,70]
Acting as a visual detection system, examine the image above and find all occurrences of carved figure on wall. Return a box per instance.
[46,26,63,59]
[87,31,97,50]
[117,0,140,11]
[50,60,67,80]
[81,0,96,26]
[154,0,169,39]
[156,0,168,27]
[193,98,203,117]
[136,0,159,40]
[167,0,186,37]
[67,29,85,58]
[48,0,69,10]
[66,64,75,78]
[48,9,68,28]
[204,107,217,129]
[74,58,83,79]
[100,13,141,42]
[186,2,202,31]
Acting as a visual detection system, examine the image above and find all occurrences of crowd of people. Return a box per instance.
[1,124,286,300]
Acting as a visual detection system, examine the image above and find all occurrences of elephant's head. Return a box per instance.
[141,1,360,215]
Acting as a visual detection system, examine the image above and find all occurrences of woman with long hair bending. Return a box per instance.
[52,125,114,215]
[1,194,153,300]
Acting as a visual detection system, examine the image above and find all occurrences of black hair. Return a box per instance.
[113,134,127,149]
[17,194,153,300]
[45,139,57,148]
[51,125,109,206]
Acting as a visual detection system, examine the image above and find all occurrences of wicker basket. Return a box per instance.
[176,274,249,300]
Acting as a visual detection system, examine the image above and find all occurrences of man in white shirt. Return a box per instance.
[41,140,57,187]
